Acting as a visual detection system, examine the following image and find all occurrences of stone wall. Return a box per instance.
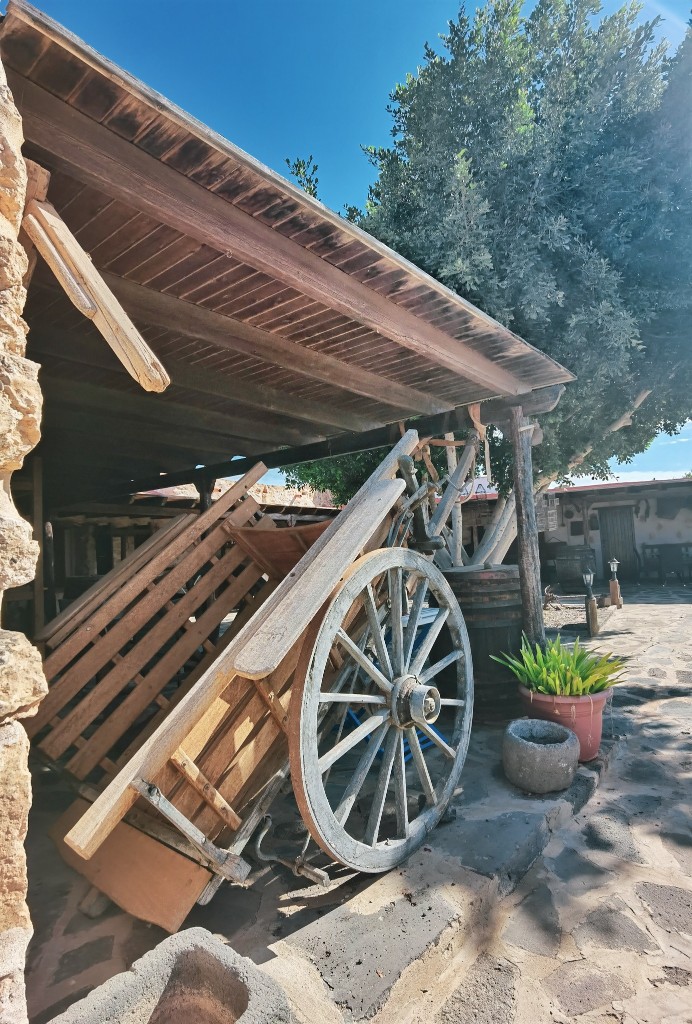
[0,57,47,1024]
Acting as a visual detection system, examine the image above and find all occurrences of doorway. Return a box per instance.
[598,505,637,580]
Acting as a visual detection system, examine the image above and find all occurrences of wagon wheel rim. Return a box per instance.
[289,548,474,873]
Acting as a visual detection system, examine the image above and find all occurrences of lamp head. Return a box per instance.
[608,557,620,574]
[582,567,594,587]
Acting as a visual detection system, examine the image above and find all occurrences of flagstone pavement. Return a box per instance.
[433,582,692,1024]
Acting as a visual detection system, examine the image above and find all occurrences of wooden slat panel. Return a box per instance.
[65,560,267,779]
[38,463,265,688]
[36,513,192,646]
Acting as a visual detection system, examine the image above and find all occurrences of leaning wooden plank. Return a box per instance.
[40,540,252,764]
[65,476,408,860]
[23,197,170,392]
[52,799,212,932]
[34,517,240,740]
[36,513,193,647]
[65,561,266,779]
[40,464,266,683]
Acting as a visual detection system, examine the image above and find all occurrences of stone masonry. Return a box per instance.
[0,55,47,1024]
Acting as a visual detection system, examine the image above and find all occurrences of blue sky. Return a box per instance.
[18,0,691,482]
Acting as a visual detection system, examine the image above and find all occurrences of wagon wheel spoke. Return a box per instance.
[318,710,390,774]
[364,583,392,679]
[389,567,405,677]
[393,732,409,838]
[418,649,465,685]
[406,727,437,806]
[364,727,398,847]
[416,721,456,761]
[403,577,428,670]
[409,607,450,677]
[319,693,387,705]
[336,628,392,693]
[333,721,390,826]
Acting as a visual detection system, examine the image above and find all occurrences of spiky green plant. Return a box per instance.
[491,635,625,697]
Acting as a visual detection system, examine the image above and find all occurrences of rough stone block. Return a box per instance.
[502,882,561,956]
[636,882,692,934]
[574,903,659,952]
[287,887,458,1019]
[45,928,296,1024]
[502,719,579,794]
[435,953,518,1024]
[435,811,550,895]
[542,960,633,1016]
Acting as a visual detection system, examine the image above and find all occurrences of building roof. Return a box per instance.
[1,0,572,508]
[552,477,692,498]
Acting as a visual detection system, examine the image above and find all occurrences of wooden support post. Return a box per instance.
[508,407,545,647]
[197,478,215,514]
[586,596,600,636]
[444,432,463,566]
[43,521,58,624]
[32,456,44,636]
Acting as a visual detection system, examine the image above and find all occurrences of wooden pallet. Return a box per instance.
[29,462,274,786]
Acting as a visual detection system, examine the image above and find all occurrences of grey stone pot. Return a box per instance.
[503,718,580,794]
[46,927,296,1024]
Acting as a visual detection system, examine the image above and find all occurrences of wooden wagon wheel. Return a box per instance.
[289,548,473,873]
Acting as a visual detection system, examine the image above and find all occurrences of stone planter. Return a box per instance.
[46,928,296,1024]
[503,718,580,793]
[518,685,609,762]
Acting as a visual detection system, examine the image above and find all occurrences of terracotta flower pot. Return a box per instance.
[517,685,609,762]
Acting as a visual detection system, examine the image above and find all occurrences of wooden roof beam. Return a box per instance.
[41,375,324,449]
[30,327,381,434]
[12,71,528,398]
[103,274,449,418]
[42,412,250,463]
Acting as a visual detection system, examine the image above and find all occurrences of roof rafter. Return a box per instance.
[11,70,529,397]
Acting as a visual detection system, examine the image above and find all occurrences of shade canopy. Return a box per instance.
[1,0,572,508]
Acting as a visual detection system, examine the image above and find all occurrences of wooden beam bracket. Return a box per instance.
[22,177,170,393]
[130,778,250,882]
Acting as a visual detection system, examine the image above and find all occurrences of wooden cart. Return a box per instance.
[31,430,474,930]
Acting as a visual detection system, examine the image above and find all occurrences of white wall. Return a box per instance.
[543,483,692,577]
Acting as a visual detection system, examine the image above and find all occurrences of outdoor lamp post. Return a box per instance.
[582,566,598,636]
[608,556,623,609]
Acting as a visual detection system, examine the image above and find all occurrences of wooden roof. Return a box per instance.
[1,0,572,505]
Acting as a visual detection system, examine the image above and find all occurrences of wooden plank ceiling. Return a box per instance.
[0,0,573,507]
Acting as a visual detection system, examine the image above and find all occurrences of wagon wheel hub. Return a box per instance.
[391,675,442,729]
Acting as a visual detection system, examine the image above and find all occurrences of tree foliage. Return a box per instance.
[286,0,691,497]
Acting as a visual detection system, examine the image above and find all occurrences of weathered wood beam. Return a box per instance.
[479,385,565,426]
[23,191,170,393]
[12,71,527,397]
[111,407,471,496]
[508,406,545,646]
[40,375,321,448]
[102,273,447,417]
[43,408,263,460]
[29,326,378,434]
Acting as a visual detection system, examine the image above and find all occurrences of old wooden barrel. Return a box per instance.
[441,565,523,723]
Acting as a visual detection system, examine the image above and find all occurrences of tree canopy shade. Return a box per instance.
[286,0,692,497]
